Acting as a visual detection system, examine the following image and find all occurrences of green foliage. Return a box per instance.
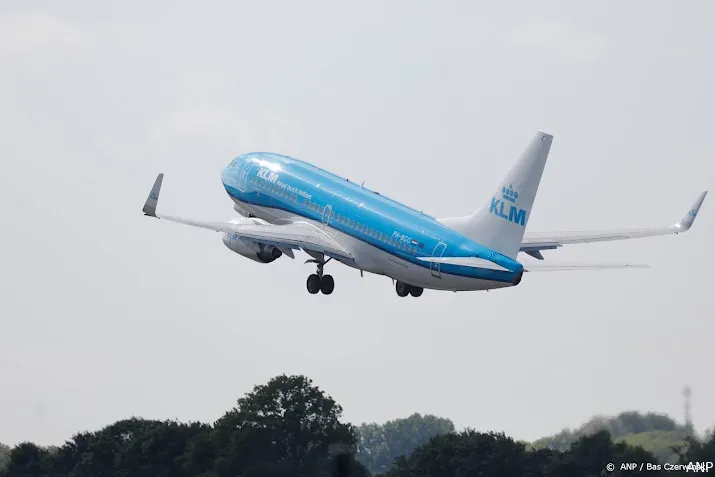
[1,378,713,477]
[0,374,368,477]
[0,444,10,471]
[617,430,689,464]
[382,429,554,477]
[381,429,715,477]
[356,413,454,474]
[209,374,360,477]
[530,411,688,458]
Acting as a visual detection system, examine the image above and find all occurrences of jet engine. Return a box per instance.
[222,232,283,263]
[221,216,283,263]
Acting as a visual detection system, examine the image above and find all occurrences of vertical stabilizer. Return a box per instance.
[439,131,553,259]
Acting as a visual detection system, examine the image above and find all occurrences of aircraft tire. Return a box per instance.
[320,275,335,295]
[395,281,410,297]
[409,286,423,297]
[307,274,321,294]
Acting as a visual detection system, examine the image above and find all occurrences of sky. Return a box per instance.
[1,0,713,447]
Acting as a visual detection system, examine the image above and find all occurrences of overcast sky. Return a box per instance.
[1,0,713,447]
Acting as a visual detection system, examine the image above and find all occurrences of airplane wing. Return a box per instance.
[141,174,354,263]
[520,191,707,259]
[415,256,648,273]
[522,262,649,272]
[415,256,512,272]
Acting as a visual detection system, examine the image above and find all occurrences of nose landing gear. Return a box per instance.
[305,258,334,295]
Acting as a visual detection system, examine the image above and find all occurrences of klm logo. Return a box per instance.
[490,184,527,226]
[257,168,279,184]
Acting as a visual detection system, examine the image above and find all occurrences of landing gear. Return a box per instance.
[320,274,334,295]
[395,281,423,298]
[395,281,423,297]
[305,258,334,295]
[306,274,321,294]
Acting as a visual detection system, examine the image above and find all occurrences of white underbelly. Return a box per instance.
[234,201,511,292]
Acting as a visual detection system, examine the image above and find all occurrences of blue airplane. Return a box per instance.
[142,131,707,297]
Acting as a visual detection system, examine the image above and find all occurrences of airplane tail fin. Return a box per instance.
[439,130,553,259]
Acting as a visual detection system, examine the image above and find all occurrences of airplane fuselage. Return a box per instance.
[220,153,523,292]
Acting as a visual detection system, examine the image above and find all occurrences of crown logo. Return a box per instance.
[501,184,518,203]
[688,209,697,218]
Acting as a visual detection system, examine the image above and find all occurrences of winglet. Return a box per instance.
[142,173,164,217]
[673,191,707,232]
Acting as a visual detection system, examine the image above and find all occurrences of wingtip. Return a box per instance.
[675,190,707,230]
[142,173,164,218]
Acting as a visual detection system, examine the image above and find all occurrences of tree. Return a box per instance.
[0,444,10,472]
[673,429,715,465]
[531,411,688,462]
[382,430,550,477]
[356,413,455,474]
[551,430,665,477]
[382,428,668,477]
[2,442,51,477]
[210,374,367,477]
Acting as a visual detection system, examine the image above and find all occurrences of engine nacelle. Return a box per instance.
[222,233,282,263]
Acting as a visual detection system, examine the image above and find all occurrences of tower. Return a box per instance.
[683,385,693,435]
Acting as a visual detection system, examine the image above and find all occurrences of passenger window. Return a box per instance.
[331,211,335,219]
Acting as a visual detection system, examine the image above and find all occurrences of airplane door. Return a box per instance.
[238,162,254,191]
[322,205,333,225]
[431,241,447,278]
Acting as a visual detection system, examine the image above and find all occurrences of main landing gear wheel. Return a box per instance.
[305,257,335,295]
[320,275,334,295]
[395,281,423,298]
[306,274,321,294]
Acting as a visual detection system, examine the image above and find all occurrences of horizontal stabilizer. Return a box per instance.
[416,256,513,272]
[523,262,649,272]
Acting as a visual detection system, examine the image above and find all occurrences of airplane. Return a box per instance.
[141,130,707,298]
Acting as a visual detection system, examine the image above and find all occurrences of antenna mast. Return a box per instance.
[683,385,693,435]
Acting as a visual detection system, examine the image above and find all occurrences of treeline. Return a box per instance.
[1,374,713,476]
[530,411,695,463]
